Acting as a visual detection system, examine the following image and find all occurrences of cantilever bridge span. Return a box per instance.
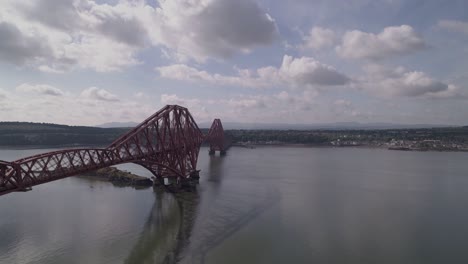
[0,105,229,196]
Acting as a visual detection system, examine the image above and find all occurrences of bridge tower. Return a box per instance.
[206,119,227,155]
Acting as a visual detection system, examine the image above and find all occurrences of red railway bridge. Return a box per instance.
[0,105,229,196]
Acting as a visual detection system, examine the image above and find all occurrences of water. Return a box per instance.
[1,146,468,264]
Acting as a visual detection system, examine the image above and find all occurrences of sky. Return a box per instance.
[0,0,467,126]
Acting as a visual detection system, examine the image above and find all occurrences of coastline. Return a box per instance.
[234,143,468,152]
[80,167,153,188]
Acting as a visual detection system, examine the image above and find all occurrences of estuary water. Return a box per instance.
[1,146,468,264]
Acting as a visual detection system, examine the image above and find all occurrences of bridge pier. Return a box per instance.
[190,170,200,180]
[152,170,200,192]
[209,149,226,156]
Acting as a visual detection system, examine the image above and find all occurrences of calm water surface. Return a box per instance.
[1,146,468,264]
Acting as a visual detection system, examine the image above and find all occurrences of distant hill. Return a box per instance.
[0,122,129,146]
[96,121,139,128]
[0,122,78,131]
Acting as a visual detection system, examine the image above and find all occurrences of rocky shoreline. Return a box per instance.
[85,167,153,187]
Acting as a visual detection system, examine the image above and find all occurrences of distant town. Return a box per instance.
[0,122,467,152]
[228,127,468,152]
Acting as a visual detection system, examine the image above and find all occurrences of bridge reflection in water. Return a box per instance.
[124,188,199,264]
[125,155,280,264]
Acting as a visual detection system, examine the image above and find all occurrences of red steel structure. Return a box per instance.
[0,105,226,196]
[206,119,226,155]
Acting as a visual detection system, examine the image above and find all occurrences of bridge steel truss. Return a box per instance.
[205,119,227,155]
[0,105,210,196]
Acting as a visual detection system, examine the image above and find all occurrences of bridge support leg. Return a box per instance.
[152,176,164,187]
[190,170,200,180]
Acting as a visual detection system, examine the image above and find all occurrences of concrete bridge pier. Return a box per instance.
[209,149,226,156]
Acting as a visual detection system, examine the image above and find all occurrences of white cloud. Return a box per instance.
[332,99,360,117]
[18,0,145,48]
[280,55,349,86]
[18,0,82,31]
[0,0,278,71]
[156,92,360,124]
[57,33,141,72]
[0,0,144,72]
[276,91,295,103]
[159,91,318,123]
[334,99,352,107]
[360,64,464,98]
[80,87,119,102]
[301,27,336,50]
[0,22,52,65]
[146,0,278,62]
[134,92,145,98]
[157,55,349,88]
[0,84,157,126]
[336,25,426,60]
[158,64,220,84]
[0,89,7,100]
[438,20,468,35]
[161,94,201,107]
[16,83,64,96]
[226,97,267,109]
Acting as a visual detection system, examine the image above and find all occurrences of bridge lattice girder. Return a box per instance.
[0,105,205,196]
[205,119,225,152]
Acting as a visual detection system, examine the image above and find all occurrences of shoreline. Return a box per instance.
[81,167,153,188]
[234,143,468,152]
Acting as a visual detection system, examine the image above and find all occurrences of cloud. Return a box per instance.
[160,94,201,107]
[18,0,82,31]
[80,87,119,102]
[332,99,360,117]
[0,22,52,65]
[0,90,7,100]
[225,97,267,109]
[90,3,148,47]
[157,55,349,88]
[336,25,426,60]
[157,90,319,123]
[438,20,468,35]
[360,64,464,98]
[161,93,270,114]
[301,27,336,50]
[16,83,64,96]
[158,64,220,84]
[134,92,145,98]
[333,99,352,108]
[0,0,144,72]
[0,0,278,71]
[0,83,157,126]
[56,33,141,72]
[157,64,268,87]
[149,0,278,62]
[159,91,317,123]
[280,55,349,86]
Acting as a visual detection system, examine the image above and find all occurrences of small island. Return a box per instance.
[85,167,153,188]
